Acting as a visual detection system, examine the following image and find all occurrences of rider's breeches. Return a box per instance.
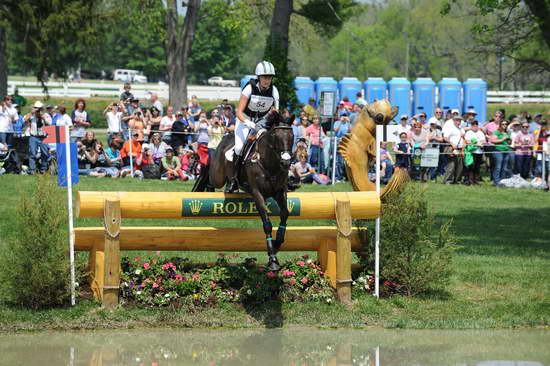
[234,120,251,156]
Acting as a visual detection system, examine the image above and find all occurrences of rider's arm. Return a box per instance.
[237,90,250,123]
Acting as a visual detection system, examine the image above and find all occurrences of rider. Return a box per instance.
[226,61,280,192]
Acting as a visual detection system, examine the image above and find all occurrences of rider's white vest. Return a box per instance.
[242,80,279,122]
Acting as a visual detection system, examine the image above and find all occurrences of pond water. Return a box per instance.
[0,328,548,366]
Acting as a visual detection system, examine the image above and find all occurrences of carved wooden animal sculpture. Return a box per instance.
[338,99,409,200]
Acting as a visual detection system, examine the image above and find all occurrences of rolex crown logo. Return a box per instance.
[287,199,295,213]
[189,200,203,215]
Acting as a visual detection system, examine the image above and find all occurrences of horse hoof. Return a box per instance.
[268,261,281,272]
[267,256,281,272]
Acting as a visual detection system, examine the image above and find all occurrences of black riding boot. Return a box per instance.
[226,154,242,193]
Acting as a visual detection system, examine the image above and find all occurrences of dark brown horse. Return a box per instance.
[193,111,294,271]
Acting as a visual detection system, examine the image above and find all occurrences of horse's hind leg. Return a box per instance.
[251,190,280,272]
[272,191,289,254]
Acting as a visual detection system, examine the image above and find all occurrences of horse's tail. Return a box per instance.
[192,164,210,192]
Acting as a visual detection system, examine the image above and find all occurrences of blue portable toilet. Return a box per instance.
[438,78,462,116]
[364,78,387,103]
[463,78,487,123]
[412,78,436,118]
[293,77,315,105]
[338,77,362,104]
[314,77,338,107]
[240,75,256,89]
[388,77,411,122]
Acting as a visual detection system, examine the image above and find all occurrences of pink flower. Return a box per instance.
[162,263,169,270]
[282,270,295,277]
[288,279,296,286]
[175,274,183,282]
[155,251,161,256]
[297,261,305,267]
[143,263,150,270]
[266,271,276,278]
[255,284,260,289]
[192,273,200,280]
[152,283,159,288]
[133,257,141,262]
[300,278,308,284]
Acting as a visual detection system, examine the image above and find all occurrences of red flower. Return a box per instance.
[300,278,308,284]
[266,271,276,278]
[143,263,150,270]
[297,261,305,267]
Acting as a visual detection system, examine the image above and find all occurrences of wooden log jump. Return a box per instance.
[75,191,380,306]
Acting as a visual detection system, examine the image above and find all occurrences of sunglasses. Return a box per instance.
[522,126,529,128]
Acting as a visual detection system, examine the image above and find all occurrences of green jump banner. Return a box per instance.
[182,197,301,217]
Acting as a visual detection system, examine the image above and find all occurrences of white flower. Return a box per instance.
[135,269,142,275]
[165,293,170,298]
[246,289,252,295]
[136,291,142,295]
[74,282,79,287]
[306,259,312,264]
[327,298,332,303]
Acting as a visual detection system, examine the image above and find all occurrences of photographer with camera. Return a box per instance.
[170,109,194,151]
[208,115,225,161]
[128,108,150,144]
[24,101,52,174]
[121,98,142,139]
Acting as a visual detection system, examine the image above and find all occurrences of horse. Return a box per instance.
[193,111,294,271]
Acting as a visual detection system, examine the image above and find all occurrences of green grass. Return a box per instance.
[0,176,549,330]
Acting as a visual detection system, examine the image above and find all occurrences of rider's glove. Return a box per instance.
[243,119,256,129]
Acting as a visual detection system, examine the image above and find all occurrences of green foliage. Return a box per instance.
[120,254,334,307]
[299,0,357,36]
[357,185,457,297]
[0,175,71,309]
[188,0,253,82]
[2,0,103,83]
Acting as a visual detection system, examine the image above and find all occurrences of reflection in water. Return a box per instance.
[0,329,548,366]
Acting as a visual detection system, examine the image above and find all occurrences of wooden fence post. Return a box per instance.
[103,198,121,308]
[335,197,352,304]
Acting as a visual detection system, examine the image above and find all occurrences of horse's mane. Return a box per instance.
[265,111,291,127]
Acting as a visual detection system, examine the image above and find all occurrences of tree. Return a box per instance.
[265,0,356,109]
[0,0,103,94]
[165,0,201,110]
[0,24,6,96]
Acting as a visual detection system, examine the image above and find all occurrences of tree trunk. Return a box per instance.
[524,0,550,51]
[0,26,7,97]
[165,0,201,111]
[268,0,292,51]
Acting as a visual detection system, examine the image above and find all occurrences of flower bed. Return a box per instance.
[120,253,335,307]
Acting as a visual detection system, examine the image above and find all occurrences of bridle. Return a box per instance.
[266,125,293,164]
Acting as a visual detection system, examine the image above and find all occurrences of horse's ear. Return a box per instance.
[288,114,295,126]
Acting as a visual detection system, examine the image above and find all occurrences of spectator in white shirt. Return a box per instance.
[150,93,164,116]
[104,102,125,146]
[443,114,464,184]
[0,96,18,147]
[159,105,176,145]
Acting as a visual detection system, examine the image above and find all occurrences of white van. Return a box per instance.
[113,69,148,83]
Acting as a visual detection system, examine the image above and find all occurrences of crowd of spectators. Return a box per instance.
[1,85,549,191]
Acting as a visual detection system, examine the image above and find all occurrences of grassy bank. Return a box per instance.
[0,175,549,330]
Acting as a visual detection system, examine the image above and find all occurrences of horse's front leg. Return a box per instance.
[272,190,289,254]
[251,190,280,271]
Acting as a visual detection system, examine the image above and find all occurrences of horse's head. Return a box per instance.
[266,111,294,169]
[365,99,399,125]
